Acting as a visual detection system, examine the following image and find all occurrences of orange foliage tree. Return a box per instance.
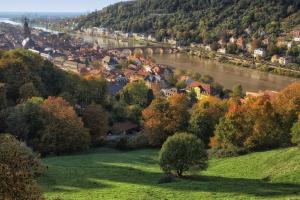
[142,94,190,146]
[35,97,90,155]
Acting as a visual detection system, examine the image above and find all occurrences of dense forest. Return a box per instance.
[76,0,300,45]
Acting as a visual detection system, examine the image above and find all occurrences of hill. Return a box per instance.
[76,0,300,45]
[40,147,300,199]
[0,49,106,107]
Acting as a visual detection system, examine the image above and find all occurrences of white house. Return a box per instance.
[294,37,300,42]
[40,53,53,61]
[229,36,236,43]
[279,57,292,65]
[205,45,212,51]
[161,88,178,98]
[253,48,266,58]
[217,48,226,54]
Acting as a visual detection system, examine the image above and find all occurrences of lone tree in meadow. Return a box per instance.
[159,133,208,177]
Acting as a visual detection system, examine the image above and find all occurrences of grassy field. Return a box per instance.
[40,147,300,200]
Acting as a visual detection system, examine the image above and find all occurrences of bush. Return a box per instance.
[0,134,44,200]
[291,120,300,148]
[115,137,129,151]
[127,133,149,149]
[159,133,208,177]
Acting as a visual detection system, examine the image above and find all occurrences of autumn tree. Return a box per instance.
[159,133,208,176]
[0,134,44,200]
[36,97,90,155]
[165,94,190,134]
[214,96,287,156]
[82,104,109,146]
[189,96,226,147]
[273,82,300,130]
[243,97,286,150]
[142,94,190,146]
[142,97,169,146]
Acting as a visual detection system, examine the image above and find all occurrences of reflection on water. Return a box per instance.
[153,54,298,92]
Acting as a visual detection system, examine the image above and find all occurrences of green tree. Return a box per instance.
[0,134,44,200]
[231,85,245,98]
[0,83,7,110]
[159,133,208,177]
[189,97,226,147]
[119,80,151,107]
[291,115,300,148]
[19,82,41,102]
[6,97,44,144]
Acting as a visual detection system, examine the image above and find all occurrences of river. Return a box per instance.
[1,17,298,92]
[153,54,298,92]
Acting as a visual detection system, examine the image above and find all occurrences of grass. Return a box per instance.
[39,147,300,200]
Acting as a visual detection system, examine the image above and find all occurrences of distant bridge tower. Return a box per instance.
[23,17,31,38]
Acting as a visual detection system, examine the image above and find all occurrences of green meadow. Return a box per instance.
[40,147,300,200]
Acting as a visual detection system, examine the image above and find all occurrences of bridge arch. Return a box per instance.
[145,48,154,56]
[154,48,164,54]
[133,48,144,56]
[121,49,132,57]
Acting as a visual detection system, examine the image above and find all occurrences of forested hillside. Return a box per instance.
[76,0,300,44]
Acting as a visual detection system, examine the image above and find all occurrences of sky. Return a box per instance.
[0,0,127,13]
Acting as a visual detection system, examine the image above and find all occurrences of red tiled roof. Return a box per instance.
[188,81,202,88]
[201,84,212,94]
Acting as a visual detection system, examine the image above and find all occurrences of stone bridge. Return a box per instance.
[106,46,174,56]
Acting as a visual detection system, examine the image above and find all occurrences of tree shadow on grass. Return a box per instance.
[41,162,300,198]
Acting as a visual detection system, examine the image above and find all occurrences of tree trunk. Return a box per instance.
[177,169,183,177]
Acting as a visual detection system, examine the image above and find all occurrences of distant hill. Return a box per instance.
[76,0,300,45]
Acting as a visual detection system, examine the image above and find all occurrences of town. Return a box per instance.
[1,1,300,200]
[0,18,289,102]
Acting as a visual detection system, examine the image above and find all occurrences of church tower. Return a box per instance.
[23,17,31,38]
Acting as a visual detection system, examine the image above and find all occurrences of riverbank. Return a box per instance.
[153,54,298,92]
[188,48,300,79]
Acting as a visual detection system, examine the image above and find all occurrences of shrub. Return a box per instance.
[115,137,129,151]
[291,119,300,148]
[127,133,149,149]
[0,134,44,200]
[159,133,208,177]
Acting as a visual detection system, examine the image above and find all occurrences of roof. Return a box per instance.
[201,84,212,94]
[108,82,126,96]
[187,81,202,88]
[111,121,138,134]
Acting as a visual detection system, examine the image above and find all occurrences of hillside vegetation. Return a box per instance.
[40,147,300,200]
[77,0,300,44]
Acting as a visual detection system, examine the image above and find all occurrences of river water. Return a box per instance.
[1,18,298,92]
[153,54,298,92]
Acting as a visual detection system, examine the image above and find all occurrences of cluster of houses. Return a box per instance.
[83,27,182,47]
[95,51,212,100]
[190,27,300,66]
